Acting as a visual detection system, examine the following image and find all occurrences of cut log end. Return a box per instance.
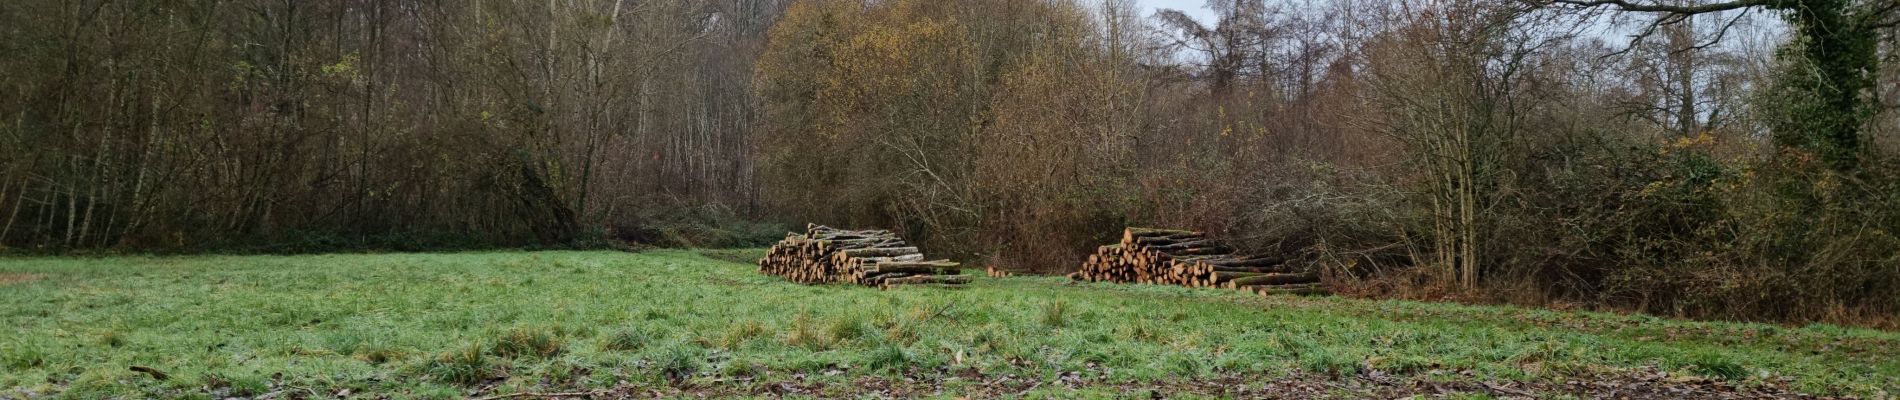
[1074,227,1325,296]
[761,226,962,288]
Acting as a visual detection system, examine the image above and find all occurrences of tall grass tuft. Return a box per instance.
[602,327,652,351]
[826,315,866,343]
[490,326,566,359]
[420,343,491,385]
[784,312,831,350]
[718,319,768,349]
[1040,300,1067,328]
[866,344,913,373]
[656,344,706,380]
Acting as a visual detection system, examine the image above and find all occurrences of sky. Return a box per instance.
[1124,0,1784,59]
[1135,0,1217,26]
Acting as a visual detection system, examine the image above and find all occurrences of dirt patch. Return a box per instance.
[40,365,1848,400]
[457,367,1841,400]
[0,273,42,286]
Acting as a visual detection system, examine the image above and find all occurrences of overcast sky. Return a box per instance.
[1135,0,1217,25]
[1125,0,1783,59]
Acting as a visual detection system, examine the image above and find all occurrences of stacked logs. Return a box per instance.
[758,224,968,288]
[1069,228,1325,295]
[985,265,1011,278]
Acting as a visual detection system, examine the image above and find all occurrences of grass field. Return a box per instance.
[1,250,1896,399]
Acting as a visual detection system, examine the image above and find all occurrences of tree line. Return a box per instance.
[0,0,782,250]
[3,0,1897,324]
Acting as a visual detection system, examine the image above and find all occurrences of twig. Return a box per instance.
[1478,381,1537,397]
[1014,379,1044,396]
[128,366,168,380]
[471,390,608,400]
[914,304,957,325]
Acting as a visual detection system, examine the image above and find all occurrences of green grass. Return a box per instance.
[0,250,1896,398]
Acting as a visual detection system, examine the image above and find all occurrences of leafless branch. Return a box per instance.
[1541,0,1783,14]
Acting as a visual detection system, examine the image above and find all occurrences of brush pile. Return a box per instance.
[1070,227,1325,295]
[758,224,967,288]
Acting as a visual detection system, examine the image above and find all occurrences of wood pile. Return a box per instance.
[1070,227,1325,295]
[985,265,1011,278]
[759,224,966,288]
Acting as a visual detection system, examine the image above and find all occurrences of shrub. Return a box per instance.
[1491,131,1900,325]
[605,202,787,248]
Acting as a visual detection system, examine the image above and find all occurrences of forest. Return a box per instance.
[3,0,1898,328]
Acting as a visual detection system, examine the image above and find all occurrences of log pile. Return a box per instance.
[1070,228,1325,295]
[985,265,1011,278]
[759,224,966,288]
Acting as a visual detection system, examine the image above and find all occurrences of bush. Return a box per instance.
[605,202,786,248]
[1289,120,1900,327]
[1481,131,1900,325]
[1244,160,1414,279]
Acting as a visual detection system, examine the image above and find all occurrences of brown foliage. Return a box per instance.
[0,0,787,251]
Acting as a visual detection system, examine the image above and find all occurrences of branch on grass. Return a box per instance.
[472,391,609,400]
[129,366,168,380]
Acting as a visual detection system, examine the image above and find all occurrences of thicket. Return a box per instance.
[752,0,1900,325]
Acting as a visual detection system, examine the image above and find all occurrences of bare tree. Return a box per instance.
[1537,0,1899,170]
